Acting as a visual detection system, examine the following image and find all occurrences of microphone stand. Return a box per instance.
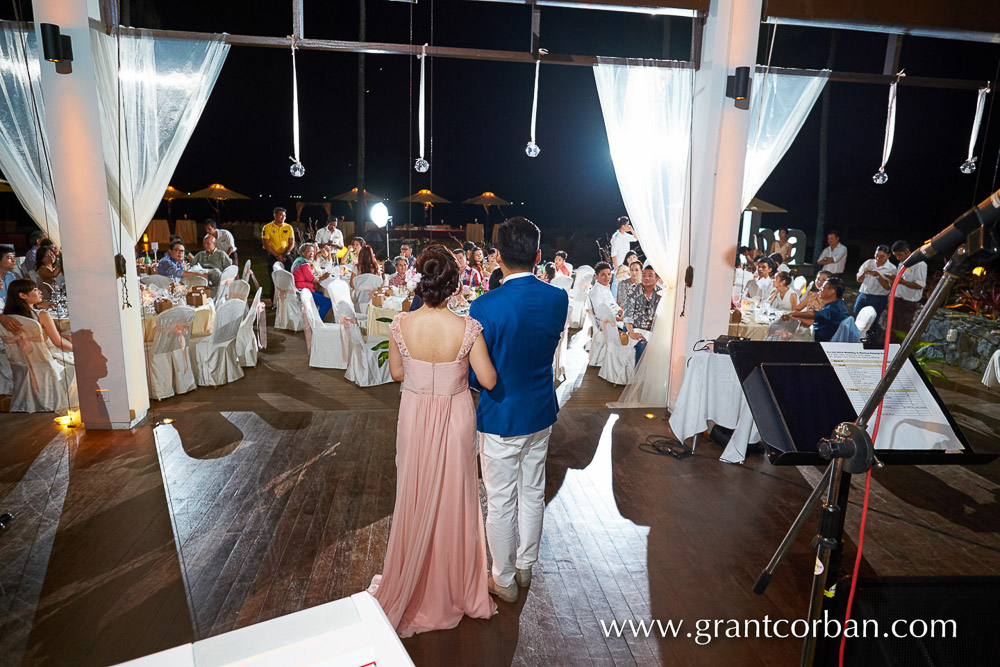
[753,221,998,667]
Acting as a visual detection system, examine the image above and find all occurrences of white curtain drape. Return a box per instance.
[0,24,228,246]
[741,70,829,211]
[92,26,229,245]
[594,59,693,408]
[0,26,59,244]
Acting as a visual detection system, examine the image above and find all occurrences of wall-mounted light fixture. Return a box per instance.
[726,66,751,110]
[40,23,73,63]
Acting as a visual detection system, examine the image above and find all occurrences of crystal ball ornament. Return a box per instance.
[525,141,541,158]
[960,158,977,174]
[289,161,306,178]
[872,169,888,185]
[414,158,430,173]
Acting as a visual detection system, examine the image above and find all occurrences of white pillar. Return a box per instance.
[668,0,762,407]
[32,0,149,428]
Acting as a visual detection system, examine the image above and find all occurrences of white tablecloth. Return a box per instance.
[668,351,760,464]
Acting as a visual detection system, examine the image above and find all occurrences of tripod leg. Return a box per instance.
[753,463,835,595]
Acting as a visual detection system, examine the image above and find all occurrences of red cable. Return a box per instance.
[838,268,905,666]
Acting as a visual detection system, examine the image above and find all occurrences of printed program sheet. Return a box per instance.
[821,343,963,451]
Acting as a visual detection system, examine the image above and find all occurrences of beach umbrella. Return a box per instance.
[745,197,786,213]
[162,185,189,222]
[463,191,511,207]
[0,180,13,193]
[187,183,249,200]
[401,189,450,224]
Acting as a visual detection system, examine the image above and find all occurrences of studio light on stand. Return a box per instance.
[371,202,392,259]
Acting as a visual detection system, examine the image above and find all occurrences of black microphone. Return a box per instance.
[903,188,1000,267]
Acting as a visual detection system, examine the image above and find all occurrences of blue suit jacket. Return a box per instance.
[470,275,569,437]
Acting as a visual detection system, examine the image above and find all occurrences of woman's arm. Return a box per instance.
[38,311,72,351]
[468,335,497,390]
[388,335,404,382]
[789,291,798,308]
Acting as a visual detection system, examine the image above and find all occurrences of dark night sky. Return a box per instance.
[5,1,1000,265]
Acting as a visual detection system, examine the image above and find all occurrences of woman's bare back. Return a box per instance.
[398,307,468,363]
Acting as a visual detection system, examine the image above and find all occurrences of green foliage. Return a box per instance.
[376,317,393,323]
[371,339,390,367]
[912,340,948,382]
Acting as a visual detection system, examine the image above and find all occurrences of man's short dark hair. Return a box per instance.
[495,217,540,270]
[0,244,15,258]
[617,216,630,228]
[738,245,750,255]
[29,231,46,245]
[273,207,287,215]
[555,250,568,260]
[875,244,890,255]
[827,230,840,239]
[170,241,184,251]
[204,219,216,228]
[453,248,466,258]
[818,270,833,278]
[594,261,612,274]
[890,240,909,254]
[825,276,845,299]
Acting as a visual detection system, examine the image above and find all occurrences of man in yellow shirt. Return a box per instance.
[262,207,295,304]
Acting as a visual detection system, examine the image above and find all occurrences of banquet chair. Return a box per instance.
[145,306,197,400]
[140,274,173,290]
[191,299,246,387]
[587,299,610,367]
[572,265,594,291]
[272,261,283,273]
[597,317,637,386]
[568,277,594,329]
[0,339,12,396]
[242,259,259,289]
[227,279,251,304]
[340,301,393,387]
[0,316,77,412]
[182,274,209,289]
[550,274,573,291]
[327,277,353,307]
[352,273,384,322]
[830,317,862,343]
[855,306,877,336]
[216,265,240,302]
[792,275,808,296]
[272,269,304,332]
[300,289,350,369]
[236,287,264,367]
[553,311,570,382]
[745,280,761,300]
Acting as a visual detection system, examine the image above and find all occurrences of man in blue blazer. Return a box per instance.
[470,217,569,604]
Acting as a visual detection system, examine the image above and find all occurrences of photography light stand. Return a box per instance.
[752,220,998,666]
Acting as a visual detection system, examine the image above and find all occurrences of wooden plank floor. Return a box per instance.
[0,320,997,666]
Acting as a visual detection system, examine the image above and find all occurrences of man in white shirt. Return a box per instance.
[205,220,237,265]
[890,240,927,341]
[588,261,620,329]
[315,216,345,253]
[817,230,848,275]
[400,242,416,269]
[609,216,638,298]
[854,244,896,319]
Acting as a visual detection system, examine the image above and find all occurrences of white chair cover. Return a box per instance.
[982,349,1000,388]
[215,264,240,302]
[191,299,245,386]
[0,333,12,395]
[327,278,352,307]
[830,318,862,343]
[855,306,877,335]
[597,315,637,386]
[236,288,263,367]
[352,273,383,321]
[792,275,807,296]
[227,279,250,303]
[553,317,569,382]
[140,274,172,289]
[550,274,573,291]
[300,289,350,369]
[0,315,76,412]
[242,259,259,289]
[568,279,593,329]
[272,269,304,332]
[340,301,392,387]
[587,298,611,368]
[182,274,209,288]
[145,305,197,400]
[572,265,595,290]
[272,261,283,273]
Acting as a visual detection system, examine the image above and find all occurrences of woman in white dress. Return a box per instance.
[1,279,74,366]
[768,271,798,311]
[769,228,793,263]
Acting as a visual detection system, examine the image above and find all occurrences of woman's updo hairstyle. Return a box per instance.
[415,245,460,307]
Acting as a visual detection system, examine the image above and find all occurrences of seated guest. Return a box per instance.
[484,247,500,275]
[205,219,238,266]
[400,242,416,269]
[2,279,74,362]
[463,247,486,288]
[748,257,776,301]
[1,245,17,300]
[783,276,848,343]
[794,270,832,312]
[35,245,63,296]
[453,249,468,278]
[192,234,233,296]
[488,265,503,291]
[21,231,48,273]
[553,250,572,277]
[315,244,337,272]
[292,243,332,320]
[623,266,661,365]
[343,237,365,268]
[615,251,638,284]
[543,262,556,283]
[768,272,798,311]
[769,252,790,274]
[617,259,642,309]
[589,261,620,329]
[157,241,201,282]
[389,256,409,288]
[350,245,382,290]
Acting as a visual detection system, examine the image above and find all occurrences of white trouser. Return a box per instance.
[479,427,552,588]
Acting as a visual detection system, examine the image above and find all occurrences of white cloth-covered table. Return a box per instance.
[984,349,1000,388]
[668,351,761,464]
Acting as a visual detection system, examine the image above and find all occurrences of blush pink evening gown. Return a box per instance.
[369,313,496,637]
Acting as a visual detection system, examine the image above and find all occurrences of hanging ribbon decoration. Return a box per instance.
[414,44,430,173]
[872,70,905,184]
[526,49,547,157]
[961,86,991,174]
[289,36,305,177]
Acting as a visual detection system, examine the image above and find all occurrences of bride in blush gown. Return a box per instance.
[368,246,498,637]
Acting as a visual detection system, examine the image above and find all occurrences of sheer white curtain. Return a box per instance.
[92,27,229,244]
[741,70,829,210]
[0,25,59,244]
[594,59,693,408]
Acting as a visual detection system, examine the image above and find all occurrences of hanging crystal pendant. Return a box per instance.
[872,169,888,185]
[289,161,305,177]
[959,158,977,174]
[525,141,541,158]
[414,157,429,173]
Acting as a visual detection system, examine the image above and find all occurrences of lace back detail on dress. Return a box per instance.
[390,313,411,359]
[456,316,483,361]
